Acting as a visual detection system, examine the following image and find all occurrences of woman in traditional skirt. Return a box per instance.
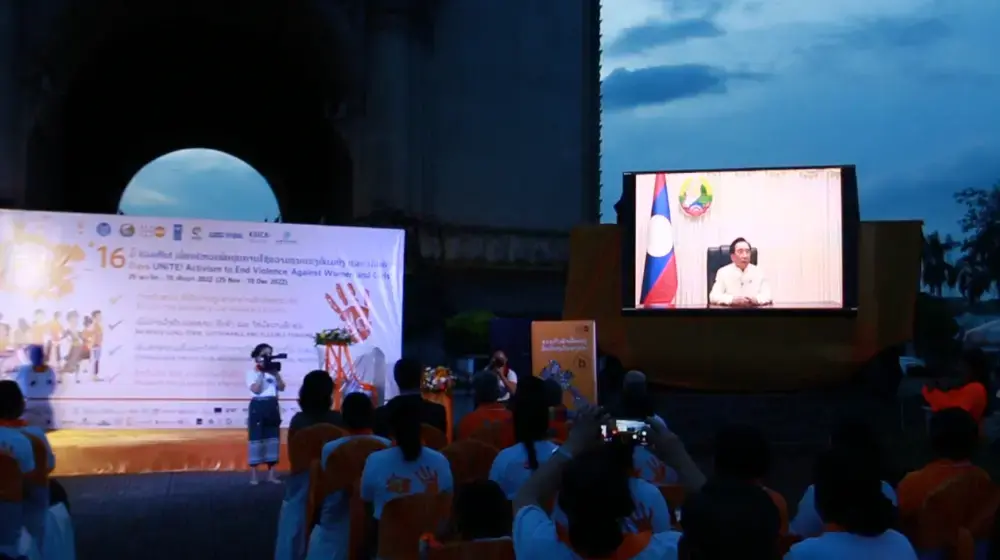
[247,343,285,485]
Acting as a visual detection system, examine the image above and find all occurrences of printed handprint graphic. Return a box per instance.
[324,283,373,343]
[647,457,668,484]
[631,503,655,533]
[416,466,440,495]
[385,474,412,495]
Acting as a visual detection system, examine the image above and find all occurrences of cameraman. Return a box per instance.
[247,343,286,485]
[484,350,518,404]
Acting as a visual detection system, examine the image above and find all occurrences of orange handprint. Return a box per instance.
[324,283,373,342]
[647,457,668,484]
[415,466,440,494]
[631,503,655,532]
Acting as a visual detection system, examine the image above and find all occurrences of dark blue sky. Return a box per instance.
[600,0,1000,238]
[122,0,1000,241]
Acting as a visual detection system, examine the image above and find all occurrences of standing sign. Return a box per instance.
[530,320,597,408]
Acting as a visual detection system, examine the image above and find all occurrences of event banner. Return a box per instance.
[530,320,597,408]
[0,210,405,429]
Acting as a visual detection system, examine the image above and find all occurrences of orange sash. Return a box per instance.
[556,525,652,560]
[0,419,27,428]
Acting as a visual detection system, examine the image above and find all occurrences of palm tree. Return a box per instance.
[921,231,958,296]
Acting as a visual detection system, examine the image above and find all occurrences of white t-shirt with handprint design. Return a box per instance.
[360,445,453,519]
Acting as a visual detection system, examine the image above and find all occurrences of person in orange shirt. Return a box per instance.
[28,309,48,347]
[897,407,987,520]
[713,423,790,535]
[89,310,104,378]
[457,372,513,446]
[45,312,63,364]
[921,348,991,424]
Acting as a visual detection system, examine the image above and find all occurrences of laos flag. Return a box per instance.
[639,173,678,308]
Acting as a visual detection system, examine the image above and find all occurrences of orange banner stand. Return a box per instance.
[563,222,921,391]
[324,342,377,409]
[530,320,598,407]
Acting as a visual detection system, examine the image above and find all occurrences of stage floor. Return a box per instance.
[49,429,290,476]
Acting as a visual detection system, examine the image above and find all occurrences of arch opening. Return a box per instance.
[25,6,354,225]
[119,148,281,222]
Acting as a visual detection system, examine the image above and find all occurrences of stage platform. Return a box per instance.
[48,429,290,476]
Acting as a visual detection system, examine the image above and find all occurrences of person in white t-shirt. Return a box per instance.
[0,379,39,560]
[709,237,772,307]
[486,351,518,403]
[246,343,286,485]
[360,395,453,521]
[489,376,558,499]
[512,407,705,560]
[785,448,917,560]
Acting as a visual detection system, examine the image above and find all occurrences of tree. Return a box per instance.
[921,230,957,296]
[954,183,1000,302]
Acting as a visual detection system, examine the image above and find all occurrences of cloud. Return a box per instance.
[599,0,1000,226]
[836,16,951,49]
[605,18,724,55]
[119,183,178,207]
[602,64,768,111]
[119,148,280,221]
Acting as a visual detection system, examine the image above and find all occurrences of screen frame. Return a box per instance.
[620,165,860,318]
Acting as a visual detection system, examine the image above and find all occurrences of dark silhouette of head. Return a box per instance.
[814,447,896,537]
[930,407,979,461]
[393,358,423,392]
[473,372,501,407]
[542,378,564,409]
[511,376,550,470]
[558,445,634,558]
[454,480,512,540]
[960,348,991,386]
[342,391,375,431]
[297,370,334,415]
[680,479,781,560]
[390,392,423,462]
[714,424,771,482]
[0,380,25,420]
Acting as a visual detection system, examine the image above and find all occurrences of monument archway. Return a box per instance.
[23,1,357,224]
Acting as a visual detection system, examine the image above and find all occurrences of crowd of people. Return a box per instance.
[2,347,1000,559]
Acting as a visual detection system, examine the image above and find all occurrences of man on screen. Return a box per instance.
[709,238,772,307]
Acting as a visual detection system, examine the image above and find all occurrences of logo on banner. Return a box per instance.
[678,177,714,217]
[209,231,243,239]
[96,223,111,237]
[154,226,166,238]
[120,224,135,237]
[276,231,296,245]
[249,231,269,242]
[173,224,183,240]
[191,227,202,240]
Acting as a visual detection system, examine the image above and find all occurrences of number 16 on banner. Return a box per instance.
[96,246,127,269]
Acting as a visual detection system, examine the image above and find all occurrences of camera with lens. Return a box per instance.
[260,353,288,374]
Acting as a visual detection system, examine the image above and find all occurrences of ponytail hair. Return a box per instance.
[512,376,549,470]
[391,396,423,462]
[814,447,896,537]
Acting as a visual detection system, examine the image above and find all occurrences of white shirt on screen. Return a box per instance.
[246,370,280,398]
[709,263,772,306]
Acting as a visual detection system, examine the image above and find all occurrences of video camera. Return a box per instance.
[259,353,288,374]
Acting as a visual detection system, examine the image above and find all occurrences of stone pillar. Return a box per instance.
[364,10,414,215]
[0,1,23,207]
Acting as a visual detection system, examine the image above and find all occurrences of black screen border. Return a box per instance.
[620,165,860,318]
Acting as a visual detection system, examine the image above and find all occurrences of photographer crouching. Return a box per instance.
[247,343,286,485]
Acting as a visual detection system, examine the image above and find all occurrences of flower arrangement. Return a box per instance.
[314,328,355,346]
[422,366,456,394]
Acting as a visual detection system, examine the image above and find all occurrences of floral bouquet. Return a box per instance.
[422,366,456,394]
[314,328,355,346]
